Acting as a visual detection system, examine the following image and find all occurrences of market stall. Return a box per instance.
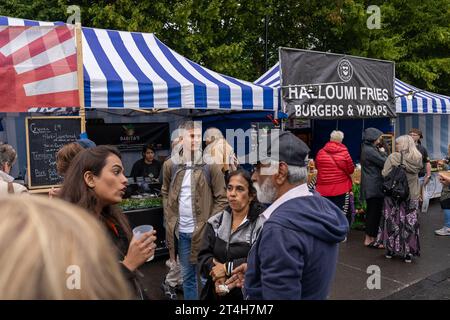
[0,15,279,257]
[255,60,450,215]
[256,53,394,227]
[255,62,450,158]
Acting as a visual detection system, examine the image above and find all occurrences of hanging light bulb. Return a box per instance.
[407,90,414,100]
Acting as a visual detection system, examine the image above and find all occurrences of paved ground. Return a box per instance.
[329,199,450,300]
[138,199,450,300]
[383,268,450,300]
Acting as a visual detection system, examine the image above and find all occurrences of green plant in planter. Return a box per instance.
[119,197,162,211]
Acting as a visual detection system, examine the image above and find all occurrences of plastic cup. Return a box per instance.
[132,225,154,262]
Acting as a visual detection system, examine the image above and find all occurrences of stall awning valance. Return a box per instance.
[1,16,278,111]
[255,62,450,114]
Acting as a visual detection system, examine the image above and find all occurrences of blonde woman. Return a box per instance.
[204,127,239,175]
[378,135,423,263]
[0,195,132,299]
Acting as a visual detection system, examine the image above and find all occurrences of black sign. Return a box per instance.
[86,122,170,151]
[26,117,81,188]
[280,48,395,119]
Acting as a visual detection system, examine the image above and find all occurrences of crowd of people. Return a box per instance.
[0,121,449,300]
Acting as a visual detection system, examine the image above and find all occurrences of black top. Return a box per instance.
[198,203,266,301]
[416,143,430,178]
[130,159,161,180]
[102,215,147,300]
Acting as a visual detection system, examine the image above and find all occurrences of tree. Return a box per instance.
[0,0,449,94]
[265,0,450,95]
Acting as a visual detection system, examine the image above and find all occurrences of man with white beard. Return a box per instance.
[225,131,348,299]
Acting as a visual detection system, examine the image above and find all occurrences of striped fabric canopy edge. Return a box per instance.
[254,62,450,114]
[1,16,278,111]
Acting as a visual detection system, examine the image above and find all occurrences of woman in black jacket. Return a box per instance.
[60,145,157,299]
[360,128,388,248]
[198,169,265,301]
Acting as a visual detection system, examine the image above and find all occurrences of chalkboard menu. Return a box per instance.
[26,117,82,189]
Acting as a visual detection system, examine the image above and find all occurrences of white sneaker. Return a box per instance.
[434,227,450,236]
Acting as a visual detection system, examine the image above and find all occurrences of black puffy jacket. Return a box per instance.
[198,203,265,301]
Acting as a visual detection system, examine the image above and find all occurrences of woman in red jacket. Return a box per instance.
[316,130,355,228]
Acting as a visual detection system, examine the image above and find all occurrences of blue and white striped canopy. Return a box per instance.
[397,114,450,159]
[1,16,278,111]
[254,62,281,88]
[255,62,450,114]
[394,78,450,114]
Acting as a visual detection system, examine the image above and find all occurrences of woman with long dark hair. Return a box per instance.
[198,169,265,300]
[59,145,156,299]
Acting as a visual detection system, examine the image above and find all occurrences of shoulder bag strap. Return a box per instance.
[325,151,344,172]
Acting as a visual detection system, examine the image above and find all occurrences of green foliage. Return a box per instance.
[1,0,449,94]
[119,197,162,211]
[352,183,366,211]
[352,183,366,230]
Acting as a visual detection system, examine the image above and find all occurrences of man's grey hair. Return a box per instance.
[0,144,17,166]
[262,159,308,184]
[330,130,344,143]
[287,165,308,184]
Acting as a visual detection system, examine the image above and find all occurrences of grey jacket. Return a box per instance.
[382,152,423,200]
[360,128,388,200]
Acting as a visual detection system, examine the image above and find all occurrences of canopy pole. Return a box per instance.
[75,23,86,133]
[362,118,365,140]
[274,105,278,128]
[281,99,286,131]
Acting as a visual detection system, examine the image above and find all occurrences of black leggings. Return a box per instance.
[365,197,384,237]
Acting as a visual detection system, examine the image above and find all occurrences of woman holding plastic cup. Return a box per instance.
[60,145,157,299]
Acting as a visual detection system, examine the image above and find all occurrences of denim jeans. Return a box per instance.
[178,232,198,300]
[444,209,450,228]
